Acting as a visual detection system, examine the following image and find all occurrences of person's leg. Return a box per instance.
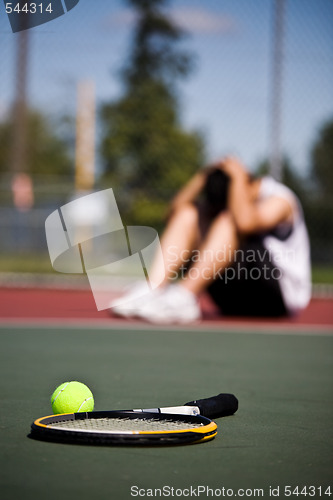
[180,212,239,296]
[134,211,240,323]
[135,213,288,322]
[149,203,201,285]
[110,204,201,318]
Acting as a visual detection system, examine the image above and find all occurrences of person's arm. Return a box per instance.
[169,170,208,213]
[220,157,294,234]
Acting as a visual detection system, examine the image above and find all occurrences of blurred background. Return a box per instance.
[0,0,332,287]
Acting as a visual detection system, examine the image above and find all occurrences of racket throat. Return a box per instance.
[133,406,201,416]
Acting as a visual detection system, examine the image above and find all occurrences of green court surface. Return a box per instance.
[0,325,332,500]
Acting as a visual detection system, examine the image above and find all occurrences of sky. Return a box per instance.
[1,0,332,176]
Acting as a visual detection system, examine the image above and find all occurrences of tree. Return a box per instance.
[0,109,72,178]
[309,118,333,263]
[0,109,73,207]
[255,119,333,265]
[311,118,333,198]
[100,0,205,228]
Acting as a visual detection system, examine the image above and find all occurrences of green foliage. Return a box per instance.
[307,118,333,263]
[311,118,333,197]
[101,80,203,190]
[255,119,333,265]
[101,0,204,228]
[0,110,72,177]
[124,0,192,86]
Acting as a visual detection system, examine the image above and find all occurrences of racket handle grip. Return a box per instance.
[184,393,238,419]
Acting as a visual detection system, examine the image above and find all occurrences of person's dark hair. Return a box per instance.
[203,168,230,216]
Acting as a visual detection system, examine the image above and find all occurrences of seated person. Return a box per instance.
[111,157,311,323]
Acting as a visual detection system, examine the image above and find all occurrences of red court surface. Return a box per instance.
[0,286,332,332]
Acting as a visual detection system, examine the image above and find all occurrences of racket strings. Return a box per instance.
[47,417,205,433]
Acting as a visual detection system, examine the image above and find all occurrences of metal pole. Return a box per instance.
[11,28,29,174]
[75,81,96,192]
[269,0,286,181]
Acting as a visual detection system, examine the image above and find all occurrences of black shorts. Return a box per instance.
[196,203,288,317]
[207,238,287,317]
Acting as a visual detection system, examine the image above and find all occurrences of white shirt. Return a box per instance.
[259,176,312,314]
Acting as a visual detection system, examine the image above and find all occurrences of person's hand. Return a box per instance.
[215,157,248,180]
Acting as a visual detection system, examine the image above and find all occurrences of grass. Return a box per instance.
[0,253,333,284]
[0,253,53,274]
[311,266,333,284]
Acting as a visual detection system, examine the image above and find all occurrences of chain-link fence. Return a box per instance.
[0,0,332,278]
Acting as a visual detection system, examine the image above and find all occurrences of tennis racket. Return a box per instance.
[30,393,238,446]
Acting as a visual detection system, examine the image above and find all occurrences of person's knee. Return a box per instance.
[212,211,236,233]
[203,211,239,250]
[172,203,199,226]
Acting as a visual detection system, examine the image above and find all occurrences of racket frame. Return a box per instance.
[30,410,217,446]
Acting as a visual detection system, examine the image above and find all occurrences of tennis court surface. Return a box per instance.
[0,286,332,500]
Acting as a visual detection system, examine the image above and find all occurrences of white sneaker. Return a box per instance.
[109,282,157,318]
[136,284,201,324]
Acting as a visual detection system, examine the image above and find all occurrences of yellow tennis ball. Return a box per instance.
[50,381,94,414]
